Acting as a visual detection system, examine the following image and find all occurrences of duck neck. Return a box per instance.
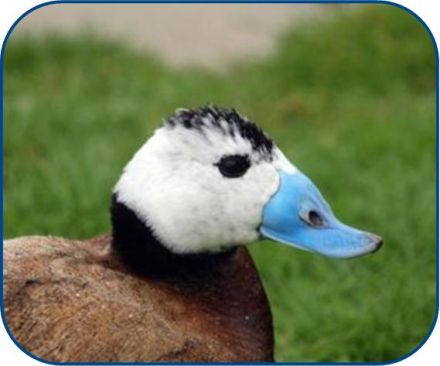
[110,193,274,361]
[110,193,236,277]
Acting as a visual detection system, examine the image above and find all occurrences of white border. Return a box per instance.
[0,1,438,365]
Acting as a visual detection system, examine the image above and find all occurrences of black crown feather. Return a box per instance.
[164,105,274,157]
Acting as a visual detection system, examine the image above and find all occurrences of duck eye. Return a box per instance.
[216,154,250,178]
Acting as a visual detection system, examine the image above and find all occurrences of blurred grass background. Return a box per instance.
[3,5,436,362]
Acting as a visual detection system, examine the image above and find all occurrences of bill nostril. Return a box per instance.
[308,210,324,227]
[299,208,325,228]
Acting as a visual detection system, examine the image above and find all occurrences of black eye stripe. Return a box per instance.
[215,154,250,178]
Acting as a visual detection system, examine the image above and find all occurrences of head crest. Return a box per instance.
[164,105,274,157]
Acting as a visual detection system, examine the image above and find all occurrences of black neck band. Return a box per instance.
[110,194,236,277]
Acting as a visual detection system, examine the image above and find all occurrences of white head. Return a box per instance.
[113,106,382,258]
[114,106,294,254]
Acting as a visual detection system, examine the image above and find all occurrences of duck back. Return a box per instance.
[3,235,274,362]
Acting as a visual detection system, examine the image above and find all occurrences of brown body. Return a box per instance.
[3,235,273,362]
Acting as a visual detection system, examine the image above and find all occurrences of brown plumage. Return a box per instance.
[3,235,274,362]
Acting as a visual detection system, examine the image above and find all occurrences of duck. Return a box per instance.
[3,105,382,362]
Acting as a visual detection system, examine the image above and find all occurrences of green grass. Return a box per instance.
[3,4,436,362]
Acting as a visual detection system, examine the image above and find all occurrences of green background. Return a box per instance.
[3,5,437,362]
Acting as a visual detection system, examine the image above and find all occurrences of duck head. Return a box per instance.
[113,106,382,259]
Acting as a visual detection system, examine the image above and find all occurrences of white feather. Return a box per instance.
[114,123,297,254]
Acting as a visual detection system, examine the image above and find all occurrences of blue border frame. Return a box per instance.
[1,1,438,365]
